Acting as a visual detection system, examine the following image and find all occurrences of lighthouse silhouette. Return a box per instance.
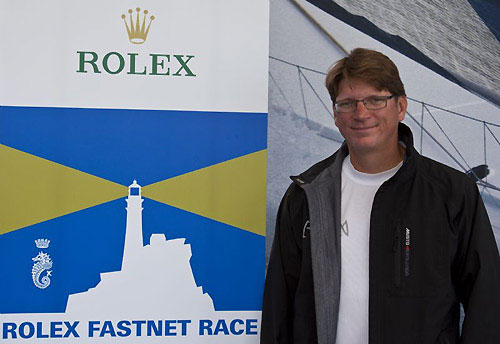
[65,178,215,315]
[122,180,144,270]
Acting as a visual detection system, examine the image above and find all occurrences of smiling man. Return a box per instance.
[261,48,500,343]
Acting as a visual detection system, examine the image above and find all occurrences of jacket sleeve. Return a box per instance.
[261,185,305,344]
[455,181,500,342]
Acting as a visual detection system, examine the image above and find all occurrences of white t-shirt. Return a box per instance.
[336,155,402,344]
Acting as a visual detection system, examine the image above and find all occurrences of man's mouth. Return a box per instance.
[351,125,377,131]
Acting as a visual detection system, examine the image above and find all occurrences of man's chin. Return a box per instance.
[346,138,378,153]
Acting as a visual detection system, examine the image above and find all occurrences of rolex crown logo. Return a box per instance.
[121,7,155,44]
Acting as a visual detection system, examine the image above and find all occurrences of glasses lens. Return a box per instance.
[364,96,387,110]
[336,100,356,112]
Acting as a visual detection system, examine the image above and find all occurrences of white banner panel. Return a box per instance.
[0,0,269,112]
[0,1,269,343]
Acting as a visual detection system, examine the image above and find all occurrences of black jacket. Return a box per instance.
[261,124,500,343]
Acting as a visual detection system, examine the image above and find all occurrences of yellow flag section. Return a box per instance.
[143,150,266,236]
[0,144,128,234]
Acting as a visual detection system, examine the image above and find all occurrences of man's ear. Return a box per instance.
[397,95,407,121]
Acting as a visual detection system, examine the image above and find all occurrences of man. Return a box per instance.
[261,48,500,343]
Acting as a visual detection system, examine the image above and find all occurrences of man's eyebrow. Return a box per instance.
[336,95,383,101]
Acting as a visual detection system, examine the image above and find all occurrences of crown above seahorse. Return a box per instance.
[121,7,155,44]
[35,239,50,249]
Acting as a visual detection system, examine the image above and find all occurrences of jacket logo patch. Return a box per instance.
[341,220,349,236]
[302,220,310,238]
[404,227,410,276]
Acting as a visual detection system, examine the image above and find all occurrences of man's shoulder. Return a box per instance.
[416,153,478,197]
[281,182,308,214]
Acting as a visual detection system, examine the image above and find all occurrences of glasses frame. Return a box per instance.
[334,94,396,113]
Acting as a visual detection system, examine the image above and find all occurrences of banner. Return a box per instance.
[0,1,269,342]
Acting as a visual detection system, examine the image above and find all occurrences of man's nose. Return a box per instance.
[352,101,371,120]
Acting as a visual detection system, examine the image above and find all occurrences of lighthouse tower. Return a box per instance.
[122,180,144,270]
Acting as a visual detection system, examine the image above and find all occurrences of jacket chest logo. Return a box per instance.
[404,227,411,277]
[341,220,349,236]
[302,220,310,238]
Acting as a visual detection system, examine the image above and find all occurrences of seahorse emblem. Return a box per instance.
[32,252,53,289]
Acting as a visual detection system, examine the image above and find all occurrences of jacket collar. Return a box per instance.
[291,122,418,185]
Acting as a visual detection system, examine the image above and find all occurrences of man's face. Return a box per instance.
[333,78,407,156]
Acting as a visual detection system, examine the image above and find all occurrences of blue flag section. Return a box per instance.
[0,105,266,314]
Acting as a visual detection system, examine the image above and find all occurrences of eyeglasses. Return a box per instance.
[334,95,396,113]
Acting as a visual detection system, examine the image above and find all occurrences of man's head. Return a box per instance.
[326,48,408,169]
[325,48,406,102]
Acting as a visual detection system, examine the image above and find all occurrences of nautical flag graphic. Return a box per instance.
[0,105,267,314]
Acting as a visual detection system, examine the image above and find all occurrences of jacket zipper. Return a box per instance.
[393,222,402,287]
